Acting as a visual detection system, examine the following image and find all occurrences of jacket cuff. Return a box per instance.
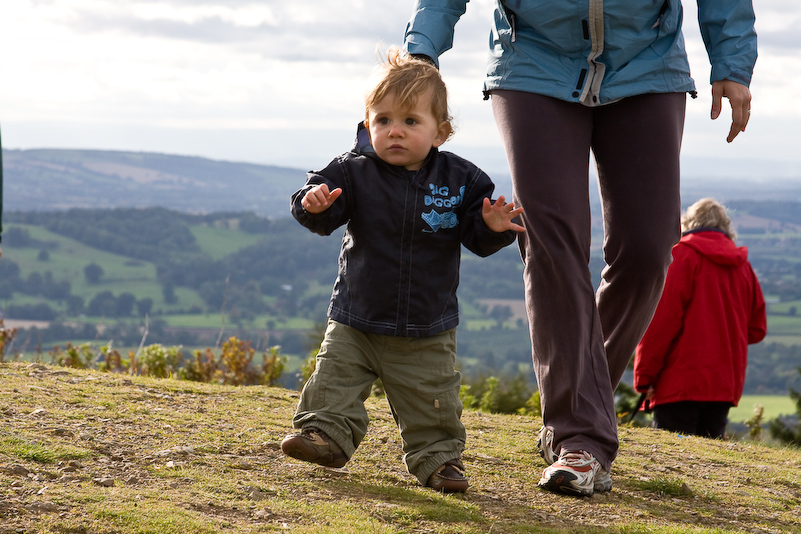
[710,64,752,87]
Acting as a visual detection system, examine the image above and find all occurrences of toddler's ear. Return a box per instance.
[433,122,451,148]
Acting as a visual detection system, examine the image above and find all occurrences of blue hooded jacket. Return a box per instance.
[404,0,757,106]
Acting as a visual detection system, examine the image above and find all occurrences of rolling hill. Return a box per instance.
[3,148,306,217]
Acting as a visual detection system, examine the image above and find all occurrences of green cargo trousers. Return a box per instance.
[292,320,466,484]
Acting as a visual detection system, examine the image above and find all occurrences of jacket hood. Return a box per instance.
[352,122,375,156]
[680,229,748,267]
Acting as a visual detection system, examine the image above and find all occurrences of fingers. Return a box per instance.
[710,85,723,121]
[302,185,342,213]
[710,80,752,143]
[327,187,343,204]
[507,221,526,233]
[728,97,750,143]
[483,196,526,232]
[492,196,523,214]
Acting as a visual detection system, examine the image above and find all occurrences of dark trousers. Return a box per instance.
[491,90,685,470]
[653,401,731,439]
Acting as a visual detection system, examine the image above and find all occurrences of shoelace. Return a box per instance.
[559,451,593,465]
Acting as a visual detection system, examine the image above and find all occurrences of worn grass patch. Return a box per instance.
[1,362,800,533]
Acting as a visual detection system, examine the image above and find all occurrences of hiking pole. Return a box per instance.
[626,392,648,424]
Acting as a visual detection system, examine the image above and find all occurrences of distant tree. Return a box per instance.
[37,249,50,261]
[87,290,116,317]
[4,302,57,320]
[41,278,71,300]
[115,292,137,317]
[198,280,225,309]
[84,262,104,284]
[489,305,513,329]
[3,227,33,247]
[162,281,178,304]
[239,213,272,233]
[0,259,21,280]
[743,343,801,394]
[136,297,154,317]
[0,281,13,299]
[24,272,44,296]
[65,295,85,316]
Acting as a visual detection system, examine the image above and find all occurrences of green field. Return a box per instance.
[729,394,797,422]
[189,224,264,260]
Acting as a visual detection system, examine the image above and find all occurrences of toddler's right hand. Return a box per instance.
[302,184,342,214]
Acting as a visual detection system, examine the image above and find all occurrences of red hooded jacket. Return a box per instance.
[634,229,767,407]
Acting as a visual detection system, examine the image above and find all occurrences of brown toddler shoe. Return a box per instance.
[280,427,348,468]
[427,459,469,493]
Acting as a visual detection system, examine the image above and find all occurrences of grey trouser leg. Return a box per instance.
[293,321,375,460]
[491,91,684,470]
[293,320,465,484]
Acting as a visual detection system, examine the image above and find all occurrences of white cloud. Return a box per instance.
[1,0,798,181]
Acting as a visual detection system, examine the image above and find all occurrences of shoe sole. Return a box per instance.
[281,438,347,468]
[538,470,593,497]
[428,478,469,493]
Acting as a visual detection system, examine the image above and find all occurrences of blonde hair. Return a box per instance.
[681,198,737,240]
[364,47,454,141]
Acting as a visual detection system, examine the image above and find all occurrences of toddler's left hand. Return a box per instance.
[482,196,525,233]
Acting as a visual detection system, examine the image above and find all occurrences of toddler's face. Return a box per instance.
[366,90,448,171]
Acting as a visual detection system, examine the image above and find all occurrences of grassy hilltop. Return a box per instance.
[2,362,800,534]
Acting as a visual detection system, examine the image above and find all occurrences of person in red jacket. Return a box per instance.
[634,198,767,438]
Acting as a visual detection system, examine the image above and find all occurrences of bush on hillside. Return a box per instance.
[768,367,801,446]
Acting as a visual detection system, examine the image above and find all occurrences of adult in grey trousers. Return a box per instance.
[404,0,757,494]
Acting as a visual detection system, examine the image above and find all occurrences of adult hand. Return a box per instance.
[301,184,342,214]
[711,79,751,143]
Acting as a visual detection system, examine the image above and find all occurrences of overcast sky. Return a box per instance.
[1,0,799,182]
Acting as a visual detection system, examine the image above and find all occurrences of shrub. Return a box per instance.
[97,344,131,374]
[179,339,285,386]
[181,348,219,383]
[261,345,285,387]
[219,337,257,386]
[50,342,95,369]
[299,349,319,388]
[0,320,18,363]
[768,367,801,446]
[745,404,764,440]
[460,373,535,415]
[136,344,184,379]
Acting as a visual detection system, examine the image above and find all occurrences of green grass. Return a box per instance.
[1,433,92,464]
[768,299,801,314]
[764,334,801,345]
[9,224,157,284]
[766,314,801,335]
[2,362,800,534]
[729,394,798,422]
[462,319,498,331]
[632,475,694,497]
[157,313,314,331]
[189,224,264,260]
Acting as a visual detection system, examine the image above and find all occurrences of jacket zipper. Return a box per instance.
[579,0,606,106]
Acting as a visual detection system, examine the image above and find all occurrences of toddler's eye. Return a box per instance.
[379,118,391,125]
[405,118,418,126]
